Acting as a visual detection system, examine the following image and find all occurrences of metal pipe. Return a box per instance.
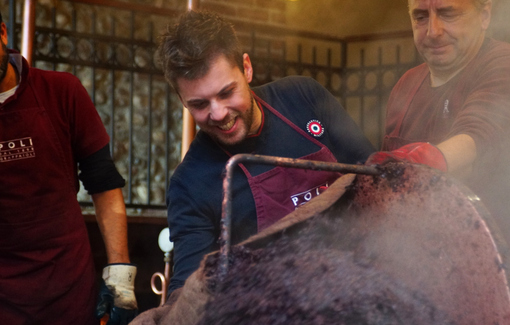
[151,226,173,305]
[218,153,380,280]
[180,108,196,160]
[21,0,36,65]
[179,0,199,160]
[188,0,197,10]
[7,0,16,49]
[150,251,171,306]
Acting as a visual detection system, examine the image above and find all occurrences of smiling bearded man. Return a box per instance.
[152,10,376,305]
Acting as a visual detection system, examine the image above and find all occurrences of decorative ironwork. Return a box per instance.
[6,0,421,214]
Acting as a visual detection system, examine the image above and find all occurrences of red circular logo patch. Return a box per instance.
[306,120,324,137]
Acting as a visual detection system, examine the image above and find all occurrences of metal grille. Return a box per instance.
[5,0,421,214]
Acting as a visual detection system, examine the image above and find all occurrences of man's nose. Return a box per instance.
[209,101,228,121]
[427,14,444,38]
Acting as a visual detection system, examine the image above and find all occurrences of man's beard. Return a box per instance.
[0,41,10,84]
[216,94,256,147]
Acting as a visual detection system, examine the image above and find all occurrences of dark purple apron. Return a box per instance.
[0,79,97,324]
[225,93,341,232]
[383,69,429,151]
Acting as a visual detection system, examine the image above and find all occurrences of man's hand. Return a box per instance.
[96,264,138,325]
[366,142,447,172]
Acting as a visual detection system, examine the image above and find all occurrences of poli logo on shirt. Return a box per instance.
[290,182,329,208]
[306,119,324,137]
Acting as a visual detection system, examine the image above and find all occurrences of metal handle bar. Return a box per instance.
[218,153,380,281]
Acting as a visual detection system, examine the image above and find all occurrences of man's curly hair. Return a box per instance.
[157,10,243,92]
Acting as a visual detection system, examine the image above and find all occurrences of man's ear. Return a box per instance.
[0,23,8,46]
[480,1,492,30]
[243,53,253,83]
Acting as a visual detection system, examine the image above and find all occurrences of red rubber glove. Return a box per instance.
[366,142,447,172]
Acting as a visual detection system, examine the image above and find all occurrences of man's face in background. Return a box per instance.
[409,0,491,78]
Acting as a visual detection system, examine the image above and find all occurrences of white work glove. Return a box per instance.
[96,263,138,325]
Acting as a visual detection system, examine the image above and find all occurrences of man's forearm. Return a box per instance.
[437,134,477,179]
[92,188,130,263]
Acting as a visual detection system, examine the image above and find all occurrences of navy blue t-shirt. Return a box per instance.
[166,76,375,293]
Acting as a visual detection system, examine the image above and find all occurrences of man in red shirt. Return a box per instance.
[0,11,137,325]
[370,0,510,245]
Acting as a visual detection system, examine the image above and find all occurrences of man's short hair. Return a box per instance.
[408,0,491,12]
[157,10,243,92]
[0,11,3,24]
[474,0,491,10]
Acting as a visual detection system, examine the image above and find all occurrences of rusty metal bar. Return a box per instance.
[218,153,380,280]
[21,0,36,65]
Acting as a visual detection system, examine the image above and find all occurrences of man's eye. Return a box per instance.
[440,12,459,20]
[219,89,233,99]
[413,13,428,22]
[189,102,208,110]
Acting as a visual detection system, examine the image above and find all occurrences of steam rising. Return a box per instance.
[489,0,510,42]
[196,164,510,324]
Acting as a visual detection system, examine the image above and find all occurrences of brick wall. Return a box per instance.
[121,0,288,63]
[113,0,287,26]
[200,0,287,25]
[195,0,288,85]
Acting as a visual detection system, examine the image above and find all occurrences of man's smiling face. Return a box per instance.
[177,53,261,147]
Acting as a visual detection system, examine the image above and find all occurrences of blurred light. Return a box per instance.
[158,227,173,252]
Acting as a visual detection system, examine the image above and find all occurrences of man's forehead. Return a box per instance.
[176,61,241,101]
[408,0,472,8]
